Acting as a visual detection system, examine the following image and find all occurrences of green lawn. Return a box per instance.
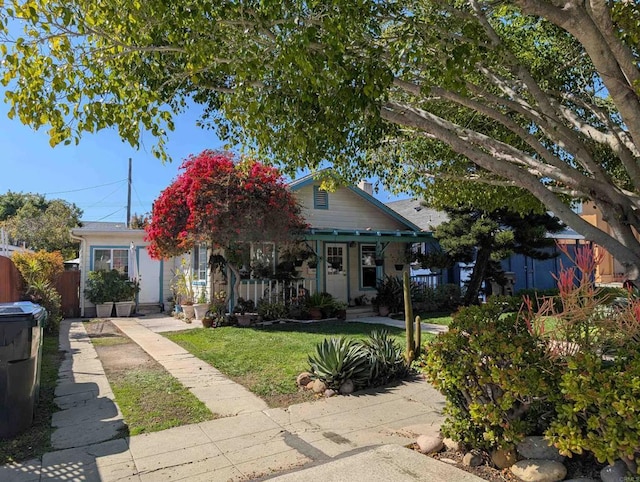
[166,321,434,407]
[0,335,64,464]
[392,311,454,326]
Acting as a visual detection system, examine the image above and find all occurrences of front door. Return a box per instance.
[325,243,348,303]
[137,247,162,304]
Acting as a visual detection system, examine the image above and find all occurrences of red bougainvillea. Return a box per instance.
[145,150,307,260]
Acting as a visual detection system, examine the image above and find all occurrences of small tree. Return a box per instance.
[146,150,307,305]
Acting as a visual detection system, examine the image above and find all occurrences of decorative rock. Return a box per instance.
[600,459,629,482]
[491,448,517,469]
[462,451,483,467]
[296,372,313,387]
[517,436,565,462]
[563,479,597,482]
[312,379,327,393]
[338,379,354,395]
[324,389,336,398]
[416,434,443,454]
[510,459,567,482]
[443,437,463,452]
[305,381,314,390]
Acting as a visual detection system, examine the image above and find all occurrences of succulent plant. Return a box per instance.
[308,337,370,390]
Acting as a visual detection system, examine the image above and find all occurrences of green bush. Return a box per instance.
[256,299,288,321]
[420,299,557,450]
[547,351,640,466]
[308,337,370,390]
[373,275,405,313]
[414,284,462,312]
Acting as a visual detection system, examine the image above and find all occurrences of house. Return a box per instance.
[71,221,180,317]
[72,177,433,316]
[207,177,435,307]
[386,198,587,294]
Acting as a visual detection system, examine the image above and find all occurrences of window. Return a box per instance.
[313,186,329,209]
[192,244,208,281]
[93,248,129,274]
[236,242,276,279]
[361,244,377,288]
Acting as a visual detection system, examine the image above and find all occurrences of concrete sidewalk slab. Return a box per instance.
[266,444,484,481]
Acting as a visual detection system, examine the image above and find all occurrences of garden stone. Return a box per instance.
[296,372,312,387]
[563,479,597,482]
[510,459,567,482]
[600,459,629,482]
[416,434,443,454]
[517,436,564,462]
[338,379,354,395]
[443,437,463,452]
[491,448,517,469]
[324,389,336,398]
[312,379,326,393]
[305,381,314,390]
[462,451,483,467]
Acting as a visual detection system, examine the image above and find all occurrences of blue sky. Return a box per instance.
[0,101,406,222]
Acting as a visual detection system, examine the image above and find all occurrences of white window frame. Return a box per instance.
[93,248,129,274]
[192,244,208,282]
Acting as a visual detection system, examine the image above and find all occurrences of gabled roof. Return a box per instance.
[289,171,424,232]
[385,199,449,230]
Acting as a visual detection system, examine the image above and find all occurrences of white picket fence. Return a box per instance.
[238,278,318,305]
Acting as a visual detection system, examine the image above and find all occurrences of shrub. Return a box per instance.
[362,330,408,386]
[308,338,370,390]
[256,299,288,321]
[373,275,405,313]
[12,250,64,333]
[414,283,462,312]
[420,299,557,450]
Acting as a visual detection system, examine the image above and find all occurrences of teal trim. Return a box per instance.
[313,185,329,210]
[315,240,321,293]
[303,229,432,243]
[89,245,128,271]
[159,259,164,303]
[346,243,351,302]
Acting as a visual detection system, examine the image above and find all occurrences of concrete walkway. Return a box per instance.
[0,315,481,482]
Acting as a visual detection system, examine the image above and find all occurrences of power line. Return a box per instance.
[95,207,126,222]
[43,179,127,196]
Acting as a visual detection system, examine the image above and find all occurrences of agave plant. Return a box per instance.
[308,337,370,390]
[363,330,409,386]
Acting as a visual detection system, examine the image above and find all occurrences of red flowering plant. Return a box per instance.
[146,150,308,304]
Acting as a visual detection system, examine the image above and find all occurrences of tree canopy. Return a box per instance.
[0,191,82,258]
[2,2,640,276]
[145,150,307,300]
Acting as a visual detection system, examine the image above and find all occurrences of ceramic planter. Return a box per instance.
[378,305,391,317]
[95,302,113,318]
[309,307,323,320]
[394,264,404,271]
[193,303,208,320]
[182,304,195,320]
[115,301,135,317]
[202,318,215,328]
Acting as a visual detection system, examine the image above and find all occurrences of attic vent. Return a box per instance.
[314,186,329,209]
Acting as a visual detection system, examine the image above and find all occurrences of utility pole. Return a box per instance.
[126,158,132,227]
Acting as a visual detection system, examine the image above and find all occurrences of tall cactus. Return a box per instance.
[414,315,421,359]
[403,271,415,364]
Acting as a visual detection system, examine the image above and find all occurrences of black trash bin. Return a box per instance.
[0,301,46,438]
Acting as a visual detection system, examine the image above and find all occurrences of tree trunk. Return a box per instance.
[227,262,242,310]
[463,243,493,306]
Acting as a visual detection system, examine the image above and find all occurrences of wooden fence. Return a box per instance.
[0,256,80,317]
[0,255,23,302]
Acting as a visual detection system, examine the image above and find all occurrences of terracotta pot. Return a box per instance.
[236,314,252,326]
[336,309,347,321]
[378,305,391,317]
[202,318,214,328]
[309,307,323,320]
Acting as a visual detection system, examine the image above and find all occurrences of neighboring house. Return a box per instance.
[71,221,179,317]
[579,202,627,284]
[386,198,587,294]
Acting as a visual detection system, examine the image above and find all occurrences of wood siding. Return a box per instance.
[297,185,408,231]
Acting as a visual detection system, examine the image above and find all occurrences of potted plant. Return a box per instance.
[233,297,256,326]
[306,292,335,320]
[114,273,139,317]
[85,270,116,318]
[173,260,196,319]
[333,301,348,320]
[374,275,403,316]
[193,287,209,320]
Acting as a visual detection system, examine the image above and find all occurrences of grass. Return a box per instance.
[166,321,434,407]
[391,311,454,326]
[108,366,214,436]
[83,320,216,436]
[0,335,64,464]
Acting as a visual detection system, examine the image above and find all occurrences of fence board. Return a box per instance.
[56,270,81,318]
[0,256,23,303]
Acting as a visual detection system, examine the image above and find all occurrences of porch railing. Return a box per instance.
[238,278,317,305]
[411,274,442,290]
